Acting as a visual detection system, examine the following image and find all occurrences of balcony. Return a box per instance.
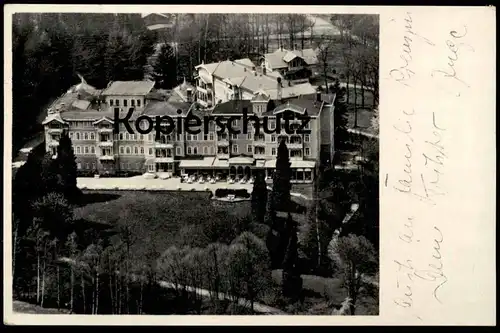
[48,141,59,147]
[98,127,114,133]
[99,155,115,161]
[98,141,114,147]
[287,142,303,150]
[155,157,174,163]
[217,140,229,147]
[47,128,63,134]
[154,141,174,149]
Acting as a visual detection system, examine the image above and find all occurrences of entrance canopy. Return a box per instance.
[229,157,254,165]
[179,157,215,168]
[212,158,229,168]
[264,159,316,169]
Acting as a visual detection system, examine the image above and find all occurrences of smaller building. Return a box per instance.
[261,47,319,84]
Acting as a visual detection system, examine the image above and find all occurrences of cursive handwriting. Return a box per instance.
[390,12,435,87]
[421,112,447,202]
[394,226,448,310]
[431,26,475,97]
[413,227,448,303]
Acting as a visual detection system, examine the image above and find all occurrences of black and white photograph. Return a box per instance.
[9,10,379,316]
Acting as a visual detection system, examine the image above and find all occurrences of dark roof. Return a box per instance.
[212,100,253,115]
[261,98,324,117]
[142,99,192,117]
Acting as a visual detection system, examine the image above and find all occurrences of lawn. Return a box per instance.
[74,190,254,265]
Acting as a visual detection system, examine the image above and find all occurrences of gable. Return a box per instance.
[93,117,114,125]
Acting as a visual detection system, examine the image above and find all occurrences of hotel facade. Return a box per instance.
[43,71,335,183]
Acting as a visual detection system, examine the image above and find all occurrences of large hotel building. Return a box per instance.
[43,56,336,183]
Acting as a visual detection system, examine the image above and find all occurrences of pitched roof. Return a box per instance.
[102,81,155,96]
[212,100,253,116]
[265,48,318,68]
[234,58,255,68]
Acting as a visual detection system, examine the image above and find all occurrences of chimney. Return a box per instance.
[277,77,282,100]
[186,88,193,103]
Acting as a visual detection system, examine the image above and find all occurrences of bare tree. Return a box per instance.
[316,35,332,93]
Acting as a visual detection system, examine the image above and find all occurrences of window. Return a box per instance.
[136,163,140,170]
[148,164,154,171]
[232,133,238,140]
[131,100,135,106]
[247,145,252,153]
[187,147,192,154]
[90,133,95,140]
[193,134,198,141]
[140,147,144,154]
[232,145,238,154]
[203,147,208,154]
[90,146,95,154]
[120,147,124,154]
[148,134,153,141]
[305,121,310,130]
[272,148,277,156]
[69,132,73,139]
[124,100,128,107]
[149,148,153,155]
[115,99,119,106]
[119,133,123,140]
[76,146,81,154]
[121,163,125,169]
[76,133,80,140]
[270,119,276,129]
[77,163,82,169]
[126,147,131,154]
[271,135,276,142]
[247,132,252,140]
[127,163,131,170]
[176,147,181,155]
[110,100,114,106]
[92,163,96,169]
[209,133,214,140]
[134,147,138,154]
[137,99,141,107]
[305,148,311,156]
[140,134,143,141]
[177,134,182,141]
[304,134,310,142]
[83,133,88,140]
[85,163,90,169]
[193,147,198,154]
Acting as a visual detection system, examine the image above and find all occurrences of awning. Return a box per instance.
[255,160,266,168]
[212,158,229,168]
[179,157,215,168]
[304,168,312,172]
[297,169,304,172]
[229,157,254,165]
[264,159,315,169]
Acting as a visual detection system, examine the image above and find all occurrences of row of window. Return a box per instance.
[73,144,312,157]
[76,162,143,170]
[108,98,142,108]
[68,131,311,143]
